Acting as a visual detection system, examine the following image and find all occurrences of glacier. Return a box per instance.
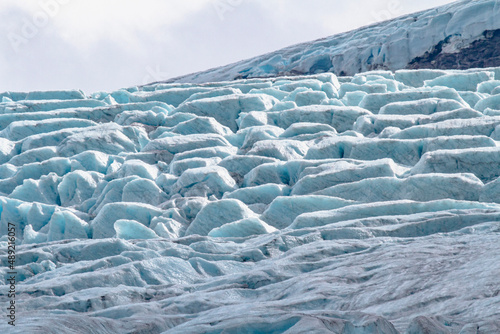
[161,0,500,84]
[0,64,499,333]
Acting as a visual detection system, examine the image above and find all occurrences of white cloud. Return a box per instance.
[53,1,211,48]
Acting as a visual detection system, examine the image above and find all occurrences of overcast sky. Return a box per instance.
[0,0,457,94]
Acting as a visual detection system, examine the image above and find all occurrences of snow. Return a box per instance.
[1,63,500,333]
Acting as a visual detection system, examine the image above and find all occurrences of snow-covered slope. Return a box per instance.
[1,67,500,333]
[162,0,500,84]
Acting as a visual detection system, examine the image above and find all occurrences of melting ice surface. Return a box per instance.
[0,68,500,333]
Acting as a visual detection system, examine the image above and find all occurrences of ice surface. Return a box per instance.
[173,94,277,131]
[306,135,495,166]
[246,139,310,161]
[474,93,500,112]
[293,90,329,106]
[56,123,147,156]
[182,87,243,103]
[291,159,405,195]
[394,69,448,88]
[168,157,222,176]
[223,183,290,205]
[262,195,356,229]
[122,178,164,205]
[114,219,158,240]
[184,199,256,236]
[359,88,467,113]
[280,122,337,138]
[391,116,500,139]
[7,147,59,166]
[218,154,278,182]
[353,108,483,136]
[58,170,102,207]
[2,65,500,333]
[315,173,483,202]
[276,105,372,133]
[9,173,62,205]
[410,147,500,182]
[208,217,277,238]
[238,125,284,150]
[0,118,98,141]
[423,71,494,91]
[170,165,237,198]
[170,116,232,136]
[378,98,465,116]
[290,199,500,229]
[142,133,232,157]
[0,89,86,101]
[47,211,90,241]
[91,202,163,238]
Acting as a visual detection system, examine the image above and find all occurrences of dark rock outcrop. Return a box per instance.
[407,29,500,70]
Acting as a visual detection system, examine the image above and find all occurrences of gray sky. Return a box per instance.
[0,0,457,94]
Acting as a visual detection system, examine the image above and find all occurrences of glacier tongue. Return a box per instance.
[1,67,500,333]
